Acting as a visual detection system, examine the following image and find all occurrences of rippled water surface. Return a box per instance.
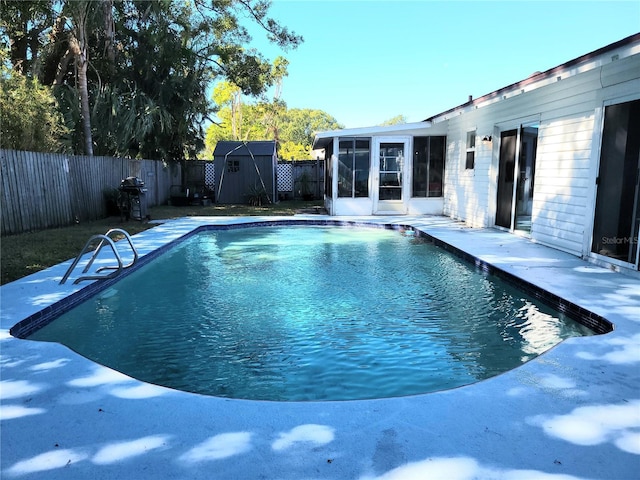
[30,226,593,400]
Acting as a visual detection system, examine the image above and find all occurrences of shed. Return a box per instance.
[213,141,278,204]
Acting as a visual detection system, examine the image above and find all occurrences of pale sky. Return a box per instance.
[243,0,640,128]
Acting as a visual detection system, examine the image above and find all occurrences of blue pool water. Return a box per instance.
[29,225,594,401]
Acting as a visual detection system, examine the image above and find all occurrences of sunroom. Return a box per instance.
[313,122,448,216]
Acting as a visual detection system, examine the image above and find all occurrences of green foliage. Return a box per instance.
[0,0,58,76]
[205,84,343,159]
[380,114,408,126]
[212,81,242,108]
[279,108,342,147]
[0,0,302,160]
[278,141,310,161]
[0,67,69,152]
[245,183,269,206]
[91,81,176,158]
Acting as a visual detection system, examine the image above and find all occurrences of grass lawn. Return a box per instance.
[0,200,323,285]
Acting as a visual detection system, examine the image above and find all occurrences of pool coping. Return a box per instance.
[1,215,639,479]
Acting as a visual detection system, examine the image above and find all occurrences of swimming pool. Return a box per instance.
[24,223,596,401]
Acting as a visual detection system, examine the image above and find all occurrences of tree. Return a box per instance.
[0,66,69,152]
[279,109,342,149]
[205,101,343,159]
[263,56,288,141]
[1,0,302,159]
[0,0,58,76]
[205,54,340,157]
[205,100,270,151]
[212,80,244,141]
[66,0,95,155]
[380,114,408,126]
[278,140,310,161]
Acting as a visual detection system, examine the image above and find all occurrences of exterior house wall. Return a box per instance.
[313,34,639,271]
[441,116,495,228]
[585,56,640,259]
[319,124,447,216]
[441,50,640,258]
[533,109,596,255]
[443,75,601,248]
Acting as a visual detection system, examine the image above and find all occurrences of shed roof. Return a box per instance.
[213,141,277,157]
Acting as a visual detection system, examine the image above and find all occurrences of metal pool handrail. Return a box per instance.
[59,228,138,285]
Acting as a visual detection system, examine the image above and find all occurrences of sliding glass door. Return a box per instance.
[591,99,640,268]
[496,126,538,232]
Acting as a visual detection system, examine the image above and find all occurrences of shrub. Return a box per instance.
[0,68,69,152]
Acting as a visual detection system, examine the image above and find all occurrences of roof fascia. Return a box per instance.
[313,121,432,145]
[425,33,640,122]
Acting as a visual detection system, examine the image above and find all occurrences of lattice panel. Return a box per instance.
[277,163,293,191]
[205,162,215,190]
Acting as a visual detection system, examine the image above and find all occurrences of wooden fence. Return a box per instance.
[179,158,325,202]
[1,149,181,235]
[277,159,325,200]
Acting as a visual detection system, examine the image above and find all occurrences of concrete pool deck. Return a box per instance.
[1,215,639,479]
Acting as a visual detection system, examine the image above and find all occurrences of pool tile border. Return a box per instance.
[10,219,612,339]
[410,228,613,334]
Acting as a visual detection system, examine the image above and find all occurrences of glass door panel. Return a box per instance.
[378,143,404,201]
[496,126,538,233]
[515,126,538,233]
[496,130,517,228]
[591,99,640,268]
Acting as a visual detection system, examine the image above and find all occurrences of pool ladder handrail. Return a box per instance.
[60,228,139,285]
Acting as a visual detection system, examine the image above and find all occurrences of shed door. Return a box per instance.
[217,157,244,203]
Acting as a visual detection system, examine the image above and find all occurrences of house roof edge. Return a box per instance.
[424,32,640,122]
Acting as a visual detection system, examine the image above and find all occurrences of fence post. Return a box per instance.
[292,159,296,200]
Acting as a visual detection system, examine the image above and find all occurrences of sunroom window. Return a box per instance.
[338,138,370,197]
[325,141,333,197]
[412,136,445,197]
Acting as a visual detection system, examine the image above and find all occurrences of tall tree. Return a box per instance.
[66,0,95,155]
[263,56,288,141]
[205,101,342,159]
[0,0,57,76]
[1,0,301,159]
[212,81,244,140]
[279,109,342,148]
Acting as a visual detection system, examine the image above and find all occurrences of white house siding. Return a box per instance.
[442,49,640,258]
[534,53,640,257]
[442,117,495,228]
[533,113,596,256]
